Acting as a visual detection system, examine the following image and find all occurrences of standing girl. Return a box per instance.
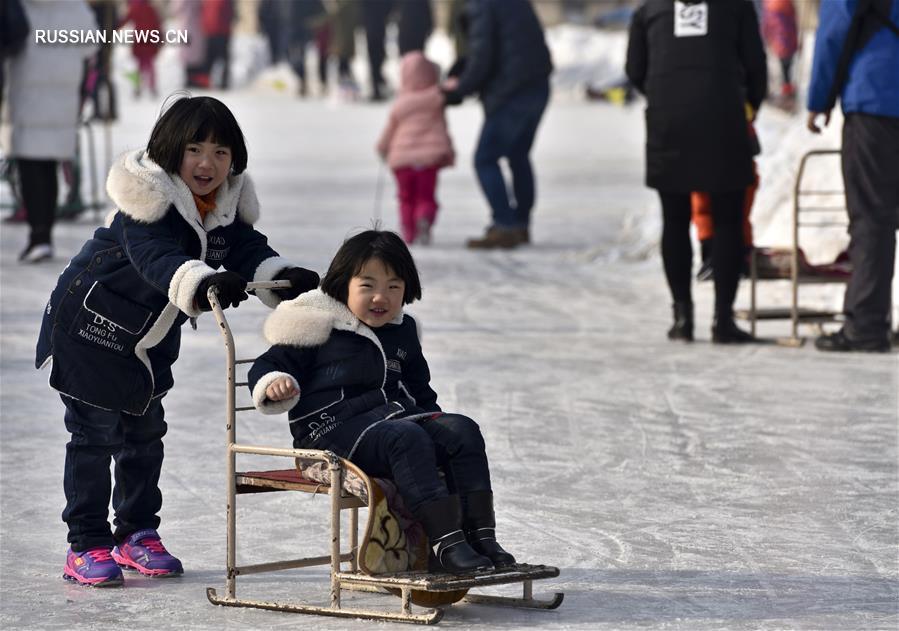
[249,230,514,574]
[376,52,455,245]
[36,96,320,587]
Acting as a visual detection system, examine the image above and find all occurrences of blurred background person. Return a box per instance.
[376,51,455,245]
[625,0,767,344]
[397,0,433,55]
[761,0,799,110]
[202,0,235,90]
[172,0,207,88]
[331,0,359,98]
[84,0,118,121]
[286,0,327,97]
[443,0,553,250]
[362,0,393,101]
[119,0,162,99]
[807,0,899,353]
[0,0,97,263]
[257,0,288,67]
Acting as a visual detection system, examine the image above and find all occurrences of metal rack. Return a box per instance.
[737,149,851,346]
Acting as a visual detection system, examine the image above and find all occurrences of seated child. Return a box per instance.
[248,230,514,574]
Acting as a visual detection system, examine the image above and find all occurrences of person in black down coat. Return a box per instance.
[443,0,553,250]
[626,0,767,343]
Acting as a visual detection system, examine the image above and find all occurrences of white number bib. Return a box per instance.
[674,1,709,38]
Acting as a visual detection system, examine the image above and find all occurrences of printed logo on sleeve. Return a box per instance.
[674,1,708,38]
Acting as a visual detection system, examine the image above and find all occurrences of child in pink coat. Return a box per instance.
[376,52,454,245]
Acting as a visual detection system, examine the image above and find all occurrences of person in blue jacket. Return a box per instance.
[249,230,515,575]
[807,0,899,352]
[35,95,320,587]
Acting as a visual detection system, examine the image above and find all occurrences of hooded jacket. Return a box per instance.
[376,52,455,171]
[35,149,293,415]
[248,289,439,457]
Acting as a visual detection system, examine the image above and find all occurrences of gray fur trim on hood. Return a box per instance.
[263,289,406,350]
[105,149,260,229]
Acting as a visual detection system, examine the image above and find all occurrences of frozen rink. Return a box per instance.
[1,82,898,629]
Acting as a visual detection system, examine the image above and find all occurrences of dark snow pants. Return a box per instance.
[841,113,899,344]
[347,413,492,514]
[61,395,167,551]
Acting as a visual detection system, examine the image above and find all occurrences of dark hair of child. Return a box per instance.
[321,230,423,305]
[146,95,249,174]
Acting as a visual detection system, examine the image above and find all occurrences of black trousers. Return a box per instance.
[205,35,231,89]
[61,396,167,551]
[397,0,433,54]
[363,0,392,94]
[658,190,745,321]
[348,413,492,514]
[17,158,58,247]
[841,113,899,342]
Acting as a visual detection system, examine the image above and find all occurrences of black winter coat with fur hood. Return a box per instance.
[248,289,440,458]
[35,149,294,415]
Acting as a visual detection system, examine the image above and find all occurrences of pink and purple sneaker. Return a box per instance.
[63,547,124,587]
[111,529,183,577]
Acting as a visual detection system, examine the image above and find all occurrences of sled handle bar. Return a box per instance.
[206,279,291,307]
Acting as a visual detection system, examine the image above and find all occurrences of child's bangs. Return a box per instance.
[188,112,240,150]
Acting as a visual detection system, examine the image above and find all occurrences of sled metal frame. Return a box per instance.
[205,282,563,624]
[736,149,850,346]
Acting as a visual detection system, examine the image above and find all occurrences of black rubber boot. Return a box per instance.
[667,301,694,341]
[415,495,493,575]
[711,319,757,344]
[461,491,517,570]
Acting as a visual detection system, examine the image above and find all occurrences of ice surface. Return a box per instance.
[1,27,897,631]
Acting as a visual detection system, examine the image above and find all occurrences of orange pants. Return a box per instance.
[691,163,758,246]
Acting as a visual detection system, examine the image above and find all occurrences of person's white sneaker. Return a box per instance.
[19,243,53,263]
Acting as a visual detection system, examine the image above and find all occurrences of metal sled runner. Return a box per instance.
[205,282,563,624]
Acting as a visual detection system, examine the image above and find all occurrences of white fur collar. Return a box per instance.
[263,289,405,349]
[105,149,260,229]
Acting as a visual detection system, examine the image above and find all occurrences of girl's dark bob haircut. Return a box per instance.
[146,95,248,174]
[321,230,422,305]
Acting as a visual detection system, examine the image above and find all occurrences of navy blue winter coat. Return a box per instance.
[35,150,294,415]
[449,0,553,114]
[248,289,439,458]
[807,0,899,118]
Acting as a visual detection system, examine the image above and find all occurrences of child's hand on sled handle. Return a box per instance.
[266,376,299,401]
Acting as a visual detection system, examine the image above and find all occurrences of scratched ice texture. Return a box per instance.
[1,26,896,631]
